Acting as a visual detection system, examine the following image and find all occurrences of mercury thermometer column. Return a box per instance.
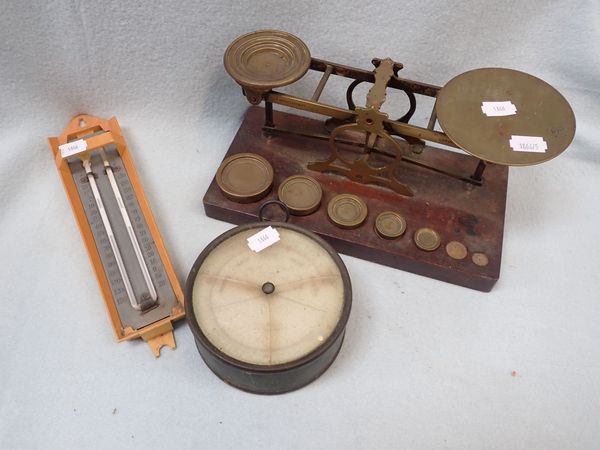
[185,221,352,394]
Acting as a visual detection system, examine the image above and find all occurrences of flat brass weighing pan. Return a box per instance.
[436,68,576,166]
[216,152,273,203]
[278,175,322,215]
[185,213,352,394]
[224,29,311,94]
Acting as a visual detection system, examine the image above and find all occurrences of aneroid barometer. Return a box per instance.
[185,202,352,394]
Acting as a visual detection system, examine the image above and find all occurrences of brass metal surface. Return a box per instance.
[366,58,396,109]
[262,124,481,186]
[472,252,489,266]
[436,68,576,166]
[327,194,368,229]
[308,118,414,196]
[310,57,440,97]
[216,152,273,203]
[445,241,468,260]
[225,31,576,197]
[375,211,407,239]
[305,56,416,196]
[224,30,311,94]
[414,227,441,251]
[265,91,459,148]
[277,175,323,216]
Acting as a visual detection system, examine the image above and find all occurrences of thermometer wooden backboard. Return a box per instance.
[48,114,185,356]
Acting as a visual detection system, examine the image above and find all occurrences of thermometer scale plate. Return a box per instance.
[69,146,177,330]
[49,114,185,355]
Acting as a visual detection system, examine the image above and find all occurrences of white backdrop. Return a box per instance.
[1,1,599,448]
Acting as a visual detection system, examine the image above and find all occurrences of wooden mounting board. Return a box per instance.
[49,115,185,356]
[203,107,508,291]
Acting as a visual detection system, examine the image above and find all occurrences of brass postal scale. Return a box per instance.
[203,29,576,292]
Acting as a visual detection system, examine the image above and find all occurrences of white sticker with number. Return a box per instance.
[509,135,548,153]
[247,226,280,253]
[59,139,88,158]
[481,101,517,117]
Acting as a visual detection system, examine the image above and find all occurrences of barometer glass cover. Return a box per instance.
[185,221,352,394]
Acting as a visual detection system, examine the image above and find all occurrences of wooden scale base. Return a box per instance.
[203,106,508,292]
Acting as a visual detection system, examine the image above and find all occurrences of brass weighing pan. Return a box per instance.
[224,29,311,102]
[436,68,576,166]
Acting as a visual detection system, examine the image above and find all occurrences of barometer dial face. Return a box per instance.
[190,226,347,366]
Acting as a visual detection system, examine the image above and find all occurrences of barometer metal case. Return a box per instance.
[203,29,576,292]
[185,203,352,394]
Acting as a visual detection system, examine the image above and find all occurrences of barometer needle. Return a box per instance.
[100,149,158,303]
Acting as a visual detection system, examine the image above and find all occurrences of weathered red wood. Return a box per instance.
[203,107,508,292]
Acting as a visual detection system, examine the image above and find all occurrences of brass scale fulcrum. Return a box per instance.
[204,29,576,292]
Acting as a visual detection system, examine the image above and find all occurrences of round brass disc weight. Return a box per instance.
[327,194,368,229]
[224,29,311,92]
[436,68,576,166]
[445,241,468,260]
[472,252,490,267]
[375,211,407,239]
[278,175,323,216]
[216,153,274,203]
[414,227,441,252]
